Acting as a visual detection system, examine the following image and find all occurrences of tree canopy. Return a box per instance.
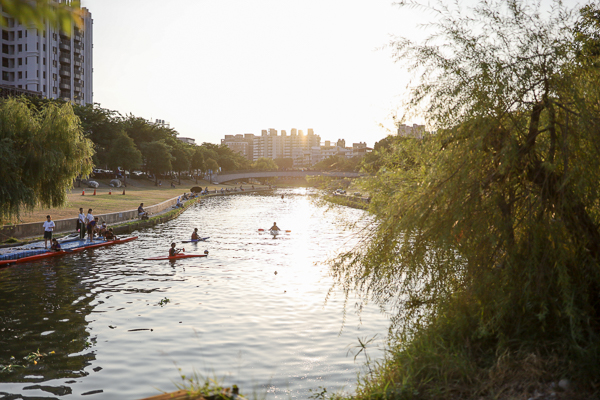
[333,1,600,397]
[0,98,94,222]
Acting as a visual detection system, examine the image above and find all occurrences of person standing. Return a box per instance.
[86,209,94,241]
[78,208,86,240]
[43,215,55,249]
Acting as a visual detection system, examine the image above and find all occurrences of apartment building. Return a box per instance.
[397,123,426,139]
[0,3,93,105]
[221,134,255,159]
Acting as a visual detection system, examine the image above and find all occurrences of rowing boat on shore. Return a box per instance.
[0,236,138,267]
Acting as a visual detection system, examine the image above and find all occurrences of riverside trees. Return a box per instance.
[334,1,600,398]
[0,98,94,223]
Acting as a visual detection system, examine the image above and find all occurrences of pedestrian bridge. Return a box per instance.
[211,170,364,183]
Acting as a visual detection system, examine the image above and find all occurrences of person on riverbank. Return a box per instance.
[86,209,94,240]
[98,221,107,237]
[50,238,61,252]
[169,242,183,257]
[269,222,281,232]
[43,215,55,249]
[78,208,86,240]
[191,228,199,241]
[138,203,148,220]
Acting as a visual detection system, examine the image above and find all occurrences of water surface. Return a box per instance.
[0,189,389,399]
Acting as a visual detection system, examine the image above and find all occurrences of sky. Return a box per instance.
[80,0,581,148]
[79,0,432,147]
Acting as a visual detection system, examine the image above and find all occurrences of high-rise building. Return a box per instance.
[0,3,93,105]
[397,123,425,139]
[222,133,255,159]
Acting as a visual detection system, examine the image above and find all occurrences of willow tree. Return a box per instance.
[333,1,600,397]
[0,98,94,223]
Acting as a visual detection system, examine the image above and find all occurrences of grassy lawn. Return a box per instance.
[9,177,263,224]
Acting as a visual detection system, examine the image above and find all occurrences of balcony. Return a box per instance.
[74,33,82,42]
[59,57,71,65]
[59,43,71,52]
[73,44,82,54]
[74,55,83,63]
[59,82,70,90]
[59,67,70,77]
[74,61,82,68]
[74,85,82,92]
[74,73,81,80]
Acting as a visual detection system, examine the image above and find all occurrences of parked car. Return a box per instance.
[87,181,99,188]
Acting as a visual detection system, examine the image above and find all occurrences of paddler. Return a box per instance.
[50,238,61,252]
[169,242,183,257]
[191,228,200,241]
[269,222,281,231]
[105,228,117,241]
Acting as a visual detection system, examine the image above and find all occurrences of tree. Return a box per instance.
[171,146,192,185]
[190,147,205,183]
[73,103,122,168]
[274,158,293,169]
[106,132,142,182]
[205,158,219,182]
[0,98,94,222]
[0,0,82,33]
[332,1,600,397]
[140,140,173,186]
[252,157,278,171]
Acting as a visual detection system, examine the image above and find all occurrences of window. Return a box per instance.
[43,84,46,91]
[43,71,46,79]
[53,46,56,54]
[53,73,57,81]
[25,71,27,78]
[25,58,27,65]
[18,71,22,79]
[25,44,27,51]
[53,33,57,40]
[42,31,46,38]
[36,56,39,64]
[18,31,22,39]
[18,44,22,52]
[36,70,39,77]
[53,87,57,94]
[52,60,57,67]
[43,58,45,65]
[18,58,22,65]
[37,43,39,50]
[18,85,22,88]
[43,44,46,51]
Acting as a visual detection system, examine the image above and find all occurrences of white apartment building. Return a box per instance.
[397,123,426,139]
[0,3,93,105]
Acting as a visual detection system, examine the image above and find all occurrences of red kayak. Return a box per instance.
[0,236,138,267]
[144,254,208,261]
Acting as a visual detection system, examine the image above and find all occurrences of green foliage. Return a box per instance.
[106,132,142,174]
[140,140,173,184]
[274,157,294,169]
[0,98,94,222]
[313,155,361,172]
[73,103,122,168]
[332,0,600,397]
[252,157,278,171]
[0,0,82,34]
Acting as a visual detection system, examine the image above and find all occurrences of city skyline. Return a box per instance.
[81,0,429,147]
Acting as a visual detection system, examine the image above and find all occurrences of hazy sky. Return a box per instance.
[80,0,432,147]
[80,0,580,147]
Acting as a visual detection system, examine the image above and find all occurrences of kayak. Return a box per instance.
[182,237,210,243]
[0,236,138,267]
[144,254,208,261]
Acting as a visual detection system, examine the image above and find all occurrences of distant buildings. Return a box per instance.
[0,2,93,105]
[222,129,372,167]
[397,123,426,139]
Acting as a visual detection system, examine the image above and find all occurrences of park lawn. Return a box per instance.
[10,178,245,224]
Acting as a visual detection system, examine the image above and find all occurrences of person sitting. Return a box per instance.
[138,203,148,220]
[104,228,117,241]
[191,228,200,241]
[169,242,183,257]
[50,238,62,252]
[176,197,183,208]
[171,182,176,188]
[270,222,281,231]
[98,222,108,237]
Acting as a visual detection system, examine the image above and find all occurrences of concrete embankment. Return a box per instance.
[0,188,271,240]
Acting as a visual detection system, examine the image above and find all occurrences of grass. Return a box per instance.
[9,178,267,224]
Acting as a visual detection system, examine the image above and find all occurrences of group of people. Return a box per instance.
[77,208,116,242]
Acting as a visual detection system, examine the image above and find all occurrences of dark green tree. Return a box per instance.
[274,158,293,169]
[205,158,219,182]
[171,146,192,185]
[252,157,278,171]
[140,140,173,186]
[73,103,122,168]
[106,132,142,183]
[191,147,206,183]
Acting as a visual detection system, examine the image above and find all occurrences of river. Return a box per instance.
[0,188,389,399]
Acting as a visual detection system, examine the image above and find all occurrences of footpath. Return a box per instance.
[0,187,272,242]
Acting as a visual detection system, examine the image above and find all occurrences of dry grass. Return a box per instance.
[10,177,264,224]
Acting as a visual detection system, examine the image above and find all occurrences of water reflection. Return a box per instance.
[0,189,388,399]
